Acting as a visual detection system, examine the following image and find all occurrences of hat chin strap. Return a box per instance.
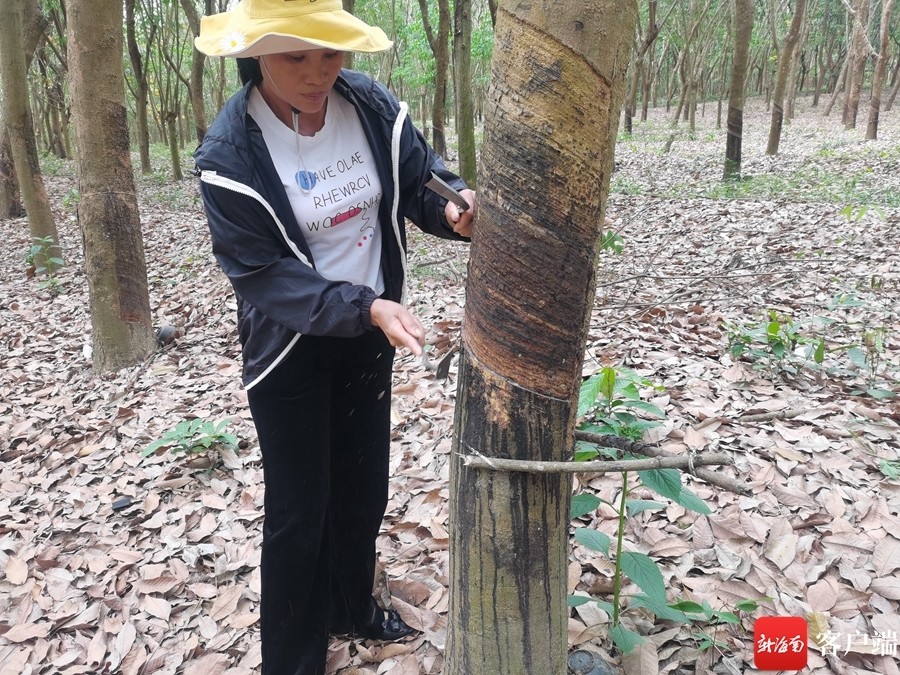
[260,56,314,195]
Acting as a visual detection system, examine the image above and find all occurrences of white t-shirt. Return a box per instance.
[248,87,384,294]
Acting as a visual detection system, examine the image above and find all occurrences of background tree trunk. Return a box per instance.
[0,0,61,266]
[68,0,156,372]
[887,55,900,110]
[417,0,451,158]
[843,0,872,128]
[724,0,754,179]
[342,0,356,70]
[766,0,807,155]
[865,0,895,139]
[179,0,208,144]
[125,0,153,174]
[824,53,849,116]
[453,0,476,186]
[446,1,637,673]
[0,0,47,218]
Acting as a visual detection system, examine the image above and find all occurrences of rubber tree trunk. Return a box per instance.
[446,1,637,674]
[0,0,61,267]
[417,0,451,158]
[887,57,900,111]
[724,0,755,180]
[125,0,153,174]
[453,0,477,186]
[865,0,896,139]
[68,0,156,372]
[766,0,807,155]
[179,0,208,144]
[0,0,45,218]
[843,0,872,129]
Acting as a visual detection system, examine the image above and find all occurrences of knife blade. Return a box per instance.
[425,172,469,212]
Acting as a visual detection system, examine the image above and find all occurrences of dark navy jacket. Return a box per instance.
[194,69,467,388]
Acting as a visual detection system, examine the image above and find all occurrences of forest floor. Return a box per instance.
[1,96,899,675]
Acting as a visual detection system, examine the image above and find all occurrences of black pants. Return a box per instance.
[247,330,395,675]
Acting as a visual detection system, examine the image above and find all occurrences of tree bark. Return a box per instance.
[68,0,156,372]
[0,0,48,219]
[865,0,896,139]
[453,0,476,186]
[724,0,754,179]
[342,0,356,69]
[125,0,153,174]
[179,0,208,143]
[446,1,637,673]
[785,12,810,121]
[824,54,849,116]
[887,54,900,110]
[766,0,807,155]
[417,0,451,158]
[843,0,872,128]
[0,0,61,267]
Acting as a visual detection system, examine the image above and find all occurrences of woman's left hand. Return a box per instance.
[445,188,476,238]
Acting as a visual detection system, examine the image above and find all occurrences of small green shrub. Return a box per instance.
[26,236,65,295]
[143,418,238,462]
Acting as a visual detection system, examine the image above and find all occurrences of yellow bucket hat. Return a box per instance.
[195,0,392,57]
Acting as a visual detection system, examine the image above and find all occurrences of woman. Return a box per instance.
[193,1,475,673]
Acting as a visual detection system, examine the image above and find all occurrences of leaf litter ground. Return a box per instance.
[1,98,898,675]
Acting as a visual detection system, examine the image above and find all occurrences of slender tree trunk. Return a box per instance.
[766,0,807,155]
[785,42,801,121]
[887,57,900,110]
[453,0,476,186]
[724,0,754,179]
[68,0,156,371]
[844,0,872,128]
[417,0,451,157]
[865,0,896,139]
[0,0,47,219]
[824,55,849,115]
[179,0,208,143]
[624,54,641,134]
[342,0,356,69]
[785,14,810,121]
[642,38,655,120]
[166,111,184,180]
[125,0,152,174]
[813,44,823,106]
[446,2,637,673]
[0,0,61,267]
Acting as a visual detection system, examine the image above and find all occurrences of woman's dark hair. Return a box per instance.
[237,58,262,85]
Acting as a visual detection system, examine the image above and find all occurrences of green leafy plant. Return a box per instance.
[142,418,238,462]
[599,229,625,254]
[840,203,886,223]
[569,365,758,654]
[25,236,65,294]
[62,188,80,209]
[727,310,824,374]
[670,598,766,651]
[577,366,665,443]
[879,459,900,481]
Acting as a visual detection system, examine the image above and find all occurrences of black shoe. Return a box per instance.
[357,607,416,641]
[329,601,417,641]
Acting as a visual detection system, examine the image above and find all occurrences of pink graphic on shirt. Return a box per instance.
[334,206,362,226]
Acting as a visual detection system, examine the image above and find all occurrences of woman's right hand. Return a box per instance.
[369,299,425,355]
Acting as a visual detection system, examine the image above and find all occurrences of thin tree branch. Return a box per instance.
[573,430,750,495]
[461,449,733,475]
